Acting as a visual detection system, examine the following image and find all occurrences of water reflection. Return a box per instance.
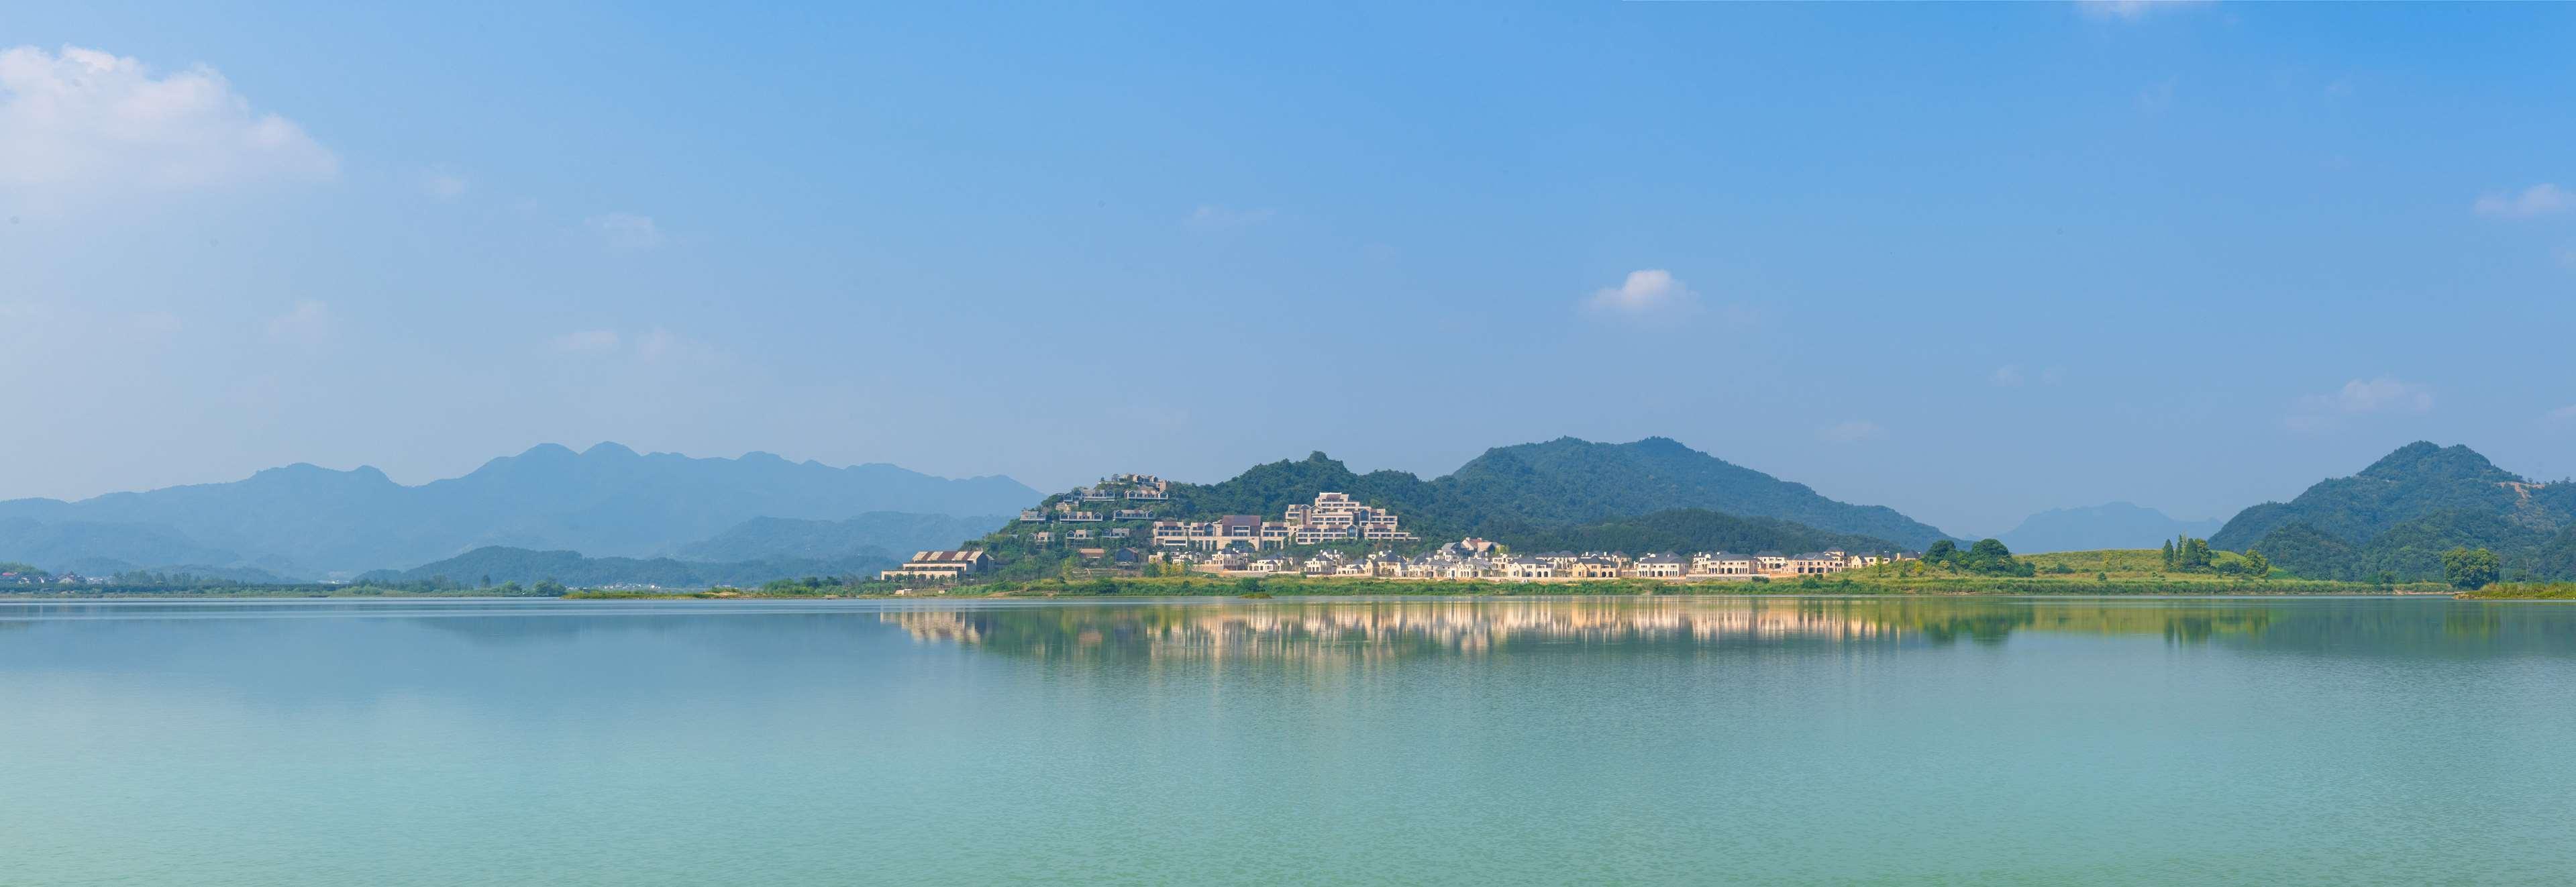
[884,596,2576,661]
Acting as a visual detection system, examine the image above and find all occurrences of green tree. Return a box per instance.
[2243,547,2270,579]
[2441,547,2501,590]
[2160,539,2175,569]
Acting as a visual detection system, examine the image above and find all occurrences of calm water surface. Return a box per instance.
[3,595,2572,885]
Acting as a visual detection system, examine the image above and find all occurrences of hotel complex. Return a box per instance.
[921,474,1920,584]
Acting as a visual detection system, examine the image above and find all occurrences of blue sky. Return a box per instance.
[4,1,2573,535]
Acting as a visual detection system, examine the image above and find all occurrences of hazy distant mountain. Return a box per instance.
[1152,436,1953,550]
[358,545,896,589]
[0,443,1039,578]
[1994,503,2225,554]
[2214,441,2576,581]
[671,513,1009,562]
[0,517,245,570]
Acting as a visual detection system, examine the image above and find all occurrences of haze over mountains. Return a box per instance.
[38,435,2566,587]
[1994,503,2226,555]
[0,443,1035,579]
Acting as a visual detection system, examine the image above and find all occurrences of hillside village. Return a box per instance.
[891,473,1916,583]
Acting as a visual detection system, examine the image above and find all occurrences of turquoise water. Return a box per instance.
[3,596,2571,884]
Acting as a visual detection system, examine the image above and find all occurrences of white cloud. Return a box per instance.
[421,166,468,201]
[2079,0,2210,21]
[2287,376,2434,431]
[1816,419,1885,444]
[549,327,701,363]
[633,327,678,360]
[1584,269,1696,314]
[585,213,664,251]
[2040,366,2066,385]
[1185,205,1276,230]
[550,329,621,354]
[261,300,331,348]
[2544,404,2576,425]
[1990,365,2026,387]
[2474,183,2574,219]
[2137,76,2179,113]
[0,44,337,194]
[2332,376,2434,413]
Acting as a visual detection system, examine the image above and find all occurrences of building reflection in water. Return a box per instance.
[878,596,2322,662]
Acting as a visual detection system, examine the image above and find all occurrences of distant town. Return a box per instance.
[887,474,1916,583]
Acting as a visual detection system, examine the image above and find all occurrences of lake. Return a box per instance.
[3,595,2571,884]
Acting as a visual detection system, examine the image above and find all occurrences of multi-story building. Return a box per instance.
[1151,515,1292,550]
[1788,552,1850,575]
[1634,554,1687,578]
[1284,492,1415,544]
[1692,552,1756,577]
[1563,557,1623,580]
[879,550,992,581]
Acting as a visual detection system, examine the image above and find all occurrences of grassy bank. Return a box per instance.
[2021,548,2259,578]
[9,572,2424,602]
[2455,582,2576,600]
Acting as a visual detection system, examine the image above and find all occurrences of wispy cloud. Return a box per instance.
[1992,365,2065,387]
[2287,376,2434,431]
[2079,0,2210,21]
[0,44,337,195]
[261,300,332,348]
[1816,419,1885,444]
[2474,183,2573,219]
[2546,404,2576,425]
[584,213,664,251]
[632,327,679,360]
[549,326,699,363]
[421,166,468,201]
[550,329,620,354]
[1584,269,1696,315]
[2137,76,2179,113]
[1185,205,1276,230]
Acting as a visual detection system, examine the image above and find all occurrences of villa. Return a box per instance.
[879,550,992,581]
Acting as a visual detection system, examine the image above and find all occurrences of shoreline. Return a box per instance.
[3,582,2476,603]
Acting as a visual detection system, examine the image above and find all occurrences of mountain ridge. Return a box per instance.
[356,545,899,589]
[2212,441,2576,582]
[1060,436,1952,550]
[0,444,1040,578]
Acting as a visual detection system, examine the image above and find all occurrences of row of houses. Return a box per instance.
[3,571,103,586]
[1162,545,1904,581]
[1020,474,1170,522]
[1147,491,1419,550]
[1024,527,1139,546]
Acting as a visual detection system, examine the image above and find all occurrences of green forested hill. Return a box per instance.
[1441,437,1947,548]
[1504,509,1899,555]
[2214,442,2576,582]
[1149,437,1952,550]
